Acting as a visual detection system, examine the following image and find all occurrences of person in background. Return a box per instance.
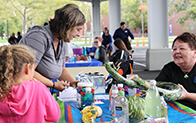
[102,27,113,60]
[94,36,108,65]
[19,4,85,92]
[0,44,60,123]
[44,22,48,26]
[16,31,22,43]
[8,33,17,45]
[113,22,134,42]
[155,32,196,110]
[110,38,130,64]
[123,36,132,51]
[123,36,134,59]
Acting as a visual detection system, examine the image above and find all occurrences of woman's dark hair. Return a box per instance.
[122,37,131,50]
[114,38,130,55]
[103,27,109,36]
[172,32,196,50]
[49,4,86,42]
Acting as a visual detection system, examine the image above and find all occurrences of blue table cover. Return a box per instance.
[59,97,196,123]
[65,58,102,67]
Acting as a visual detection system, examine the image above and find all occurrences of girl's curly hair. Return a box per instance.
[0,44,35,101]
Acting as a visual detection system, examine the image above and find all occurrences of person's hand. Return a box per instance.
[54,80,70,92]
[127,75,138,80]
[70,80,80,88]
[178,84,189,100]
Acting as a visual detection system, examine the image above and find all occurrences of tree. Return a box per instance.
[0,20,6,38]
[168,0,191,23]
[121,0,148,30]
[175,0,196,26]
[0,0,70,35]
[74,1,92,44]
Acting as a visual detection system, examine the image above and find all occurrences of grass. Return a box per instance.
[0,38,8,43]
[0,36,175,46]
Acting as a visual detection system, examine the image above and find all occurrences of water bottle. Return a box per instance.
[88,55,91,62]
[114,87,129,123]
[82,47,86,56]
[159,92,168,123]
[109,83,117,110]
[111,89,118,116]
[144,80,161,118]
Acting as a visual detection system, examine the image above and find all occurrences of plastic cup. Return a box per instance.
[126,74,138,79]
[126,74,138,96]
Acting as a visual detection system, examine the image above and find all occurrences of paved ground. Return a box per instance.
[131,47,161,81]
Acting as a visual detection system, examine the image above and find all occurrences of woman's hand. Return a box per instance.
[54,80,70,92]
[70,80,80,88]
[127,75,138,80]
[178,84,189,100]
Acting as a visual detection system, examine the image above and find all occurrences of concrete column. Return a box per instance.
[92,0,101,38]
[109,0,121,37]
[146,0,172,70]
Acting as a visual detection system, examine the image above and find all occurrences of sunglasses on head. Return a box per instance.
[94,41,99,43]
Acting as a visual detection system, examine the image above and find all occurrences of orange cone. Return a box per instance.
[142,40,145,47]
[136,40,139,47]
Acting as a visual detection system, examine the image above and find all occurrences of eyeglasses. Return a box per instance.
[94,41,99,43]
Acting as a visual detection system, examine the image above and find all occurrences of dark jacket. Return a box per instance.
[110,49,129,63]
[98,45,108,64]
[102,34,113,52]
[8,36,17,44]
[113,28,134,40]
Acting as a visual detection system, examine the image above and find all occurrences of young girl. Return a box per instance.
[0,45,60,123]
[94,36,108,65]
[110,38,130,63]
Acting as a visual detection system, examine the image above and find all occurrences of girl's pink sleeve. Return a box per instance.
[42,85,61,122]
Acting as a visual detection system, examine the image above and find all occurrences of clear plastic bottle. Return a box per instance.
[109,83,117,110]
[88,55,91,62]
[159,92,168,123]
[114,88,129,123]
[144,80,161,118]
[82,47,86,56]
[111,89,118,116]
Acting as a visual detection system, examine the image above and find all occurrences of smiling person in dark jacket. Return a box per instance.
[110,38,130,64]
[94,36,108,65]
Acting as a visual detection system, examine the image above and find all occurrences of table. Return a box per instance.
[65,59,102,68]
[54,93,196,123]
[65,59,109,79]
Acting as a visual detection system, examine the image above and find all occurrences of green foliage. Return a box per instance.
[100,1,109,18]
[169,0,192,26]
[121,0,147,29]
[0,0,71,35]
[0,20,6,37]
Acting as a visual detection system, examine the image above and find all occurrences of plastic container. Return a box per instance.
[111,89,118,116]
[109,83,118,111]
[73,48,83,55]
[144,80,161,118]
[160,92,168,123]
[114,88,129,123]
[77,82,95,109]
